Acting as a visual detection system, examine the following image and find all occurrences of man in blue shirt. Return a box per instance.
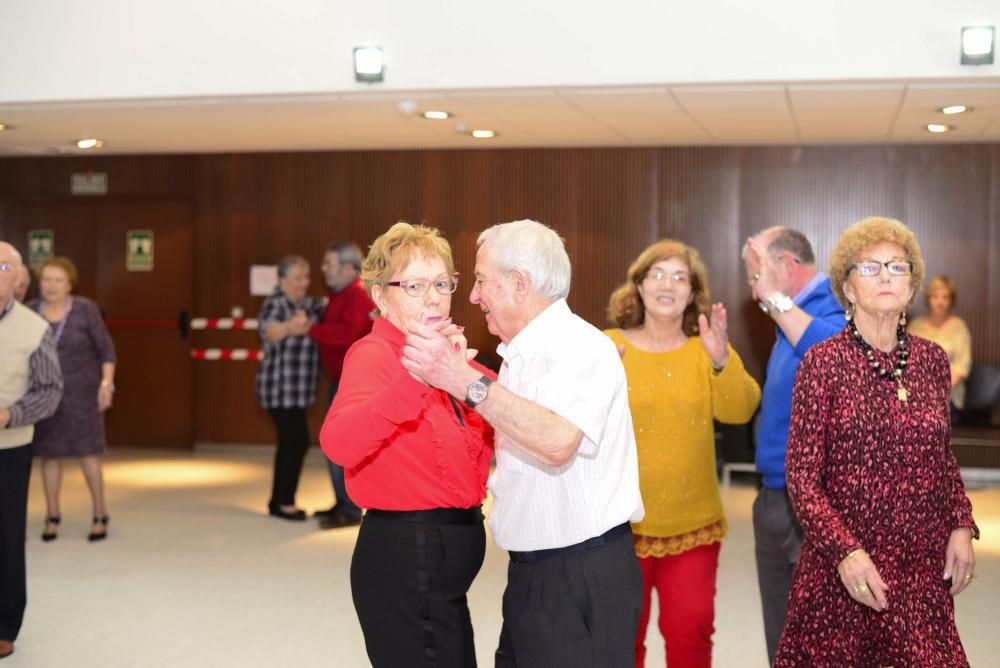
[743,227,845,665]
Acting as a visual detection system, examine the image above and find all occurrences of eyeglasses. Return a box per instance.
[644,269,691,286]
[0,262,13,273]
[386,276,458,297]
[849,260,913,278]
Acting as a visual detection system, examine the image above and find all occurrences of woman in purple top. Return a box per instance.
[27,257,116,542]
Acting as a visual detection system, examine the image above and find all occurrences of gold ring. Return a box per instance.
[964,574,973,580]
[858,584,869,593]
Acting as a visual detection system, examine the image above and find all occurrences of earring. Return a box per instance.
[845,303,854,321]
[899,312,907,327]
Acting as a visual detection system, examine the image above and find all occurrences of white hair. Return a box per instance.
[0,242,23,268]
[477,219,571,300]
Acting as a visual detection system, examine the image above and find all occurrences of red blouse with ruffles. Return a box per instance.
[320,317,495,511]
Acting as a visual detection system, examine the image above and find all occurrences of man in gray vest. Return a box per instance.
[0,241,63,660]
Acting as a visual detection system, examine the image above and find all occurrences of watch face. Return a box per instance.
[467,381,489,404]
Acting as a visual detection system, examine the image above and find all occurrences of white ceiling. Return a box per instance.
[0,80,998,156]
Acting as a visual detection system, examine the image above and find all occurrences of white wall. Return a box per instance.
[1,0,997,103]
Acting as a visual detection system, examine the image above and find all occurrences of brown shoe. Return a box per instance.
[318,509,362,530]
[0,640,14,659]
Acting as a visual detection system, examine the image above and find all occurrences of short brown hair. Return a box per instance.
[829,217,924,307]
[924,275,957,308]
[362,222,456,313]
[607,239,710,336]
[36,256,79,288]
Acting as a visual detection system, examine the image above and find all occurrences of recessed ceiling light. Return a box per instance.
[423,110,451,120]
[76,138,104,149]
[926,124,954,133]
[0,123,9,131]
[471,129,496,139]
[939,105,970,115]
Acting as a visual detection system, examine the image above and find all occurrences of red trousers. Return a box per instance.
[635,541,721,668]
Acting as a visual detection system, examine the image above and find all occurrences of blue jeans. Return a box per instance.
[326,382,362,519]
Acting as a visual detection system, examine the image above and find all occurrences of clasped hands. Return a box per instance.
[402,319,478,394]
[286,310,314,337]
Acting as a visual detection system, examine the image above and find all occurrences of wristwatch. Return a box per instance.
[759,292,794,315]
[465,376,493,408]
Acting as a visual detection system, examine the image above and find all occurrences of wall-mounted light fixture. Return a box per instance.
[354,46,385,83]
[961,26,994,65]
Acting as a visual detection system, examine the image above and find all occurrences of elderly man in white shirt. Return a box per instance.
[403,219,644,668]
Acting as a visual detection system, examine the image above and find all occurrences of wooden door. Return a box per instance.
[0,198,194,448]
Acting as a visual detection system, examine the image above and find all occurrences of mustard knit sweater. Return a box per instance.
[605,330,761,539]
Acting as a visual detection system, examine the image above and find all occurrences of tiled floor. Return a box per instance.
[9,447,999,667]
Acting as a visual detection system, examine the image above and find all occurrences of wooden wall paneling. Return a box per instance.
[421,150,494,360]
[572,148,657,331]
[900,146,996,362]
[4,144,999,442]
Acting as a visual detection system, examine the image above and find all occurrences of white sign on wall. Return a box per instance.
[250,265,278,296]
[71,172,108,195]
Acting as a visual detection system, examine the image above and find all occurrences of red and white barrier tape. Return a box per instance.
[189,318,258,330]
[190,348,264,361]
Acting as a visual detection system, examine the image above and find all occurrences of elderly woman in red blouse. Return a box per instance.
[775,217,978,667]
[320,222,495,668]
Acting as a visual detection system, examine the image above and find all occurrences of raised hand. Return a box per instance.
[745,237,778,302]
[697,303,730,370]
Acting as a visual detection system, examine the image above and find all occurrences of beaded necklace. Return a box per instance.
[849,318,909,402]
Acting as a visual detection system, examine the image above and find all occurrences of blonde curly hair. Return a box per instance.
[607,239,710,335]
[828,216,924,307]
[362,222,456,315]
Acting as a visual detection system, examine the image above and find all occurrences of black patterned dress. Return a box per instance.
[775,328,978,667]
[28,297,116,458]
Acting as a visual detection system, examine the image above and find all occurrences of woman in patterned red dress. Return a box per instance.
[775,217,978,667]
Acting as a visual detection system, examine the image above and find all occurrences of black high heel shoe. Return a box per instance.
[41,516,60,542]
[267,503,307,521]
[88,516,109,542]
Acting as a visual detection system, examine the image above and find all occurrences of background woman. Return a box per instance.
[908,275,972,420]
[776,217,977,667]
[28,256,116,542]
[320,222,495,668]
[606,239,760,668]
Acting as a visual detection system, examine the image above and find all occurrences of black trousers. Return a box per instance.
[267,408,310,508]
[351,509,486,668]
[0,444,32,641]
[495,527,643,668]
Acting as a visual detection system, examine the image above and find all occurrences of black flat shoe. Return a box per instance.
[88,516,109,542]
[42,516,60,542]
[268,505,307,521]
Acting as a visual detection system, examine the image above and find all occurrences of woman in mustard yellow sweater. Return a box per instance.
[606,239,760,668]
